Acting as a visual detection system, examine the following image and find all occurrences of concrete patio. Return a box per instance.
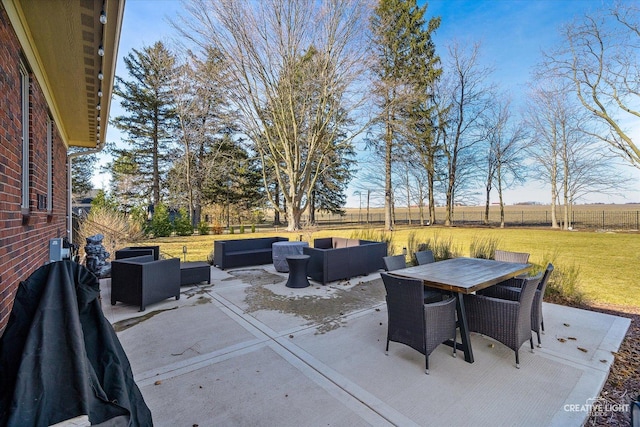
[101,264,630,426]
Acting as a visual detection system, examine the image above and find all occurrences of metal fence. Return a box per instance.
[303,209,640,230]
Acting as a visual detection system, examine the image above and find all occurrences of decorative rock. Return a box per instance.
[85,234,111,278]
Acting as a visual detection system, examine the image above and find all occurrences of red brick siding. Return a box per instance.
[0,4,69,336]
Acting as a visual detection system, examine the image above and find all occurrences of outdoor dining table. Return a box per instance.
[389,257,531,363]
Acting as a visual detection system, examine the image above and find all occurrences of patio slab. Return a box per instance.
[100,264,631,426]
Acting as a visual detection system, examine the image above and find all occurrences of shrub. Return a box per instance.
[239,224,245,234]
[127,206,147,240]
[174,208,194,236]
[77,204,130,259]
[207,249,215,265]
[149,203,173,237]
[251,224,256,233]
[469,235,499,259]
[229,226,235,234]
[211,221,224,235]
[198,221,210,235]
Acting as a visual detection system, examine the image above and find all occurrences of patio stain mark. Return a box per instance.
[222,268,284,285]
[112,307,178,332]
[238,274,386,334]
[183,286,214,300]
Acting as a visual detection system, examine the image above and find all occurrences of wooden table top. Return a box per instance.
[390,257,531,294]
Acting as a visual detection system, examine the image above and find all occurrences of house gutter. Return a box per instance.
[67,144,105,244]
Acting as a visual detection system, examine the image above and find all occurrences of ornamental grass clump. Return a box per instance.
[415,232,458,261]
[532,250,586,305]
[350,229,394,255]
[469,235,500,259]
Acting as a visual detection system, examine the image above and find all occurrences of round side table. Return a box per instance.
[272,241,309,272]
[285,255,311,288]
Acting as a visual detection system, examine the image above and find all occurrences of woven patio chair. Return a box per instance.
[381,273,457,374]
[494,249,530,263]
[383,255,442,303]
[414,250,435,265]
[383,255,407,271]
[480,264,554,347]
[463,273,542,368]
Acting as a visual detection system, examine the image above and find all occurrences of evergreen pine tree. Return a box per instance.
[70,152,97,196]
[370,0,441,230]
[111,41,178,208]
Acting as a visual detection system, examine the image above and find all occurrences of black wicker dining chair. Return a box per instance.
[414,250,435,265]
[494,249,530,263]
[382,255,441,303]
[464,273,542,368]
[479,264,554,347]
[381,273,458,374]
[383,255,407,271]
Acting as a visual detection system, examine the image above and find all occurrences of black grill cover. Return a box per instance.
[0,261,152,426]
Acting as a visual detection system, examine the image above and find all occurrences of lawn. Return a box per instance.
[136,226,640,309]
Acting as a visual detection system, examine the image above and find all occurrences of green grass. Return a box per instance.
[132,226,640,309]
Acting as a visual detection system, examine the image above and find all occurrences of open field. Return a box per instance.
[139,224,640,309]
[308,203,640,230]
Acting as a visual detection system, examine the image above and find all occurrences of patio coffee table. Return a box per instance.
[272,241,309,272]
[180,262,211,286]
[390,257,531,363]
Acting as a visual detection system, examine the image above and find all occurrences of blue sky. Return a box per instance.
[100,0,640,205]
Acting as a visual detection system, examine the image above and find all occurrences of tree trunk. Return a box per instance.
[484,178,491,225]
[366,189,370,224]
[428,168,435,225]
[418,186,425,226]
[309,190,316,224]
[550,152,559,229]
[384,121,393,231]
[286,207,303,231]
[406,170,412,226]
[153,115,160,206]
[498,177,505,228]
[273,182,281,225]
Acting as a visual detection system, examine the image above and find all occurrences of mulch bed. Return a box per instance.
[553,299,639,426]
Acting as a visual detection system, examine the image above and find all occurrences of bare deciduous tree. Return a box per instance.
[525,80,629,230]
[481,95,527,227]
[175,0,372,230]
[525,82,568,228]
[440,42,494,226]
[546,3,640,168]
[170,48,238,226]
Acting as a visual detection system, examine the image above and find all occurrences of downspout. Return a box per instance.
[67,143,105,243]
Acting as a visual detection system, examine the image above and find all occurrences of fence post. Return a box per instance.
[602,211,605,229]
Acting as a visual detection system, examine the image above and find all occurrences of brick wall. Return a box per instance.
[0,5,69,336]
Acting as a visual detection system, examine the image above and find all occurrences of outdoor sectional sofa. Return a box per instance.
[303,237,387,285]
[213,237,289,269]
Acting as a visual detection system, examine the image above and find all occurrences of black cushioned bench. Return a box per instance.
[213,237,288,269]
